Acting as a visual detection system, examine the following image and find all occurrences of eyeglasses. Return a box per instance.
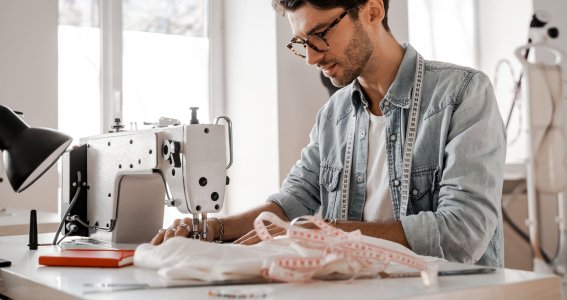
[287,7,353,59]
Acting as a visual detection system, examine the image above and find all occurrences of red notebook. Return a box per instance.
[39,249,135,268]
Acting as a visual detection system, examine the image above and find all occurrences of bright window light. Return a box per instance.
[122,0,210,126]
[58,0,101,144]
[408,0,478,68]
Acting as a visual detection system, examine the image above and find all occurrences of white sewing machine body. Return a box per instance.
[61,118,232,244]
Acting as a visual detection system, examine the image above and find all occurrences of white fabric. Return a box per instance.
[363,112,394,222]
[134,235,440,282]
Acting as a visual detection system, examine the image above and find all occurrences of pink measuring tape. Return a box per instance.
[253,212,438,286]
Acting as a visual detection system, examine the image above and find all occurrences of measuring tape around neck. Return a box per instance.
[339,54,425,220]
[339,114,357,220]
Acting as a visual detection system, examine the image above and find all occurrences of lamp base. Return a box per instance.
[0,258,11,268]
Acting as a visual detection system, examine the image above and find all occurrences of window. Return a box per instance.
[58,0,101,143]
[122,0,211,126]
[58,0,217,142]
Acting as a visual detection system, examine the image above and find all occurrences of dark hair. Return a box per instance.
[272,0,390,32]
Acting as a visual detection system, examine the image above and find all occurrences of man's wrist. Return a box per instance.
[213,218,225,243]
[324,218,338,227]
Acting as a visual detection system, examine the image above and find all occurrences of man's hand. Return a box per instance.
[233,223,287,245]
[234,221,321,245]
[150,202,290,245]
[150,218,218,245]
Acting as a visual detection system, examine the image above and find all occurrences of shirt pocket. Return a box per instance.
[319,164,342,218]
[408,165,439,214]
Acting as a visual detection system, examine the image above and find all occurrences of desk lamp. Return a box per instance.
[0,104,72,267]
[0,105,72,192]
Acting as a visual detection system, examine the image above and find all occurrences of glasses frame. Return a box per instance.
[287,7,353,58]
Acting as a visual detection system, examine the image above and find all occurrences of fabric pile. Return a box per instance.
[134,212,441,286]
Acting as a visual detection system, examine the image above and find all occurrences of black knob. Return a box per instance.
[548,27,559,39]
[211,192,219,201]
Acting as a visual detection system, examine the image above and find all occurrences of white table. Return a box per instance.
[0,208,59,236]
[0,233,562,300]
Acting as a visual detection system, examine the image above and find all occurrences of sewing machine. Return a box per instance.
[60,111,233,244]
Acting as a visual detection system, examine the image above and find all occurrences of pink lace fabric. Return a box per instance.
[254,212,438,286]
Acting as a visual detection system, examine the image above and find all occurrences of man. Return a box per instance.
[152,0,506,267]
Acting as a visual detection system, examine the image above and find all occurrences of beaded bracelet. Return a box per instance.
[213,218,224,243]
[208,287,272,298]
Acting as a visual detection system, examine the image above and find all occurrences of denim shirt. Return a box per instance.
[269,44,506,267]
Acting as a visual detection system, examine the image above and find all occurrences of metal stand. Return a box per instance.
[552,192,567,276]
[517,42,565,275]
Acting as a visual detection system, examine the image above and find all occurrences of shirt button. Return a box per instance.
[360,130,366,138]
[390,134,396,142]
[384,101,390,106]
[357,176,363,183]
[412,189,419,196]
[394,180,400,186]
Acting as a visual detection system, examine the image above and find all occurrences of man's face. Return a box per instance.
[287,4,373,87]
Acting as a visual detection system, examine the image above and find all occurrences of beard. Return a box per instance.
[324,22,373,87]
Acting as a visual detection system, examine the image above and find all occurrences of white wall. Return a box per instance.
[222,0,281,214]
[274,16,329,184]
[388,0,409,44]
[478,0,532,78]
[479,0,533,165]
[0,1,59,212]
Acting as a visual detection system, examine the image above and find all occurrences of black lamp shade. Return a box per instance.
[0,105,72,193]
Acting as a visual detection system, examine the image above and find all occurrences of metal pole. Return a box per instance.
[552,192,566,276]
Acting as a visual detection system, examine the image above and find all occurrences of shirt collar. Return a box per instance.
[349,43,418,110]
[349,80,367,108]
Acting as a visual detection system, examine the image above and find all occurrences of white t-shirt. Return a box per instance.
[363,112,394,222]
